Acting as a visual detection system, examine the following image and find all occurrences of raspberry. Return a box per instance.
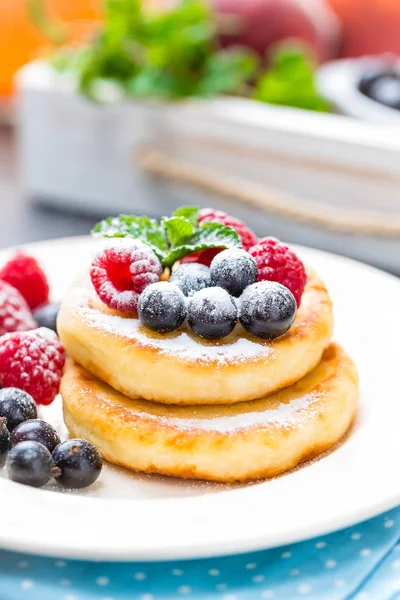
[0,328,65,406]
[90,239,162,312]
[0,252,50,310]
[249,237,307,306]
[182,208,258,266]
[0,280,37,336]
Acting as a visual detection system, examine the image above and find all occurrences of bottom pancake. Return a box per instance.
[61,343,358,483]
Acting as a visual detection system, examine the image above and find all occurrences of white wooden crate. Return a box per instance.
[15,60,400,273]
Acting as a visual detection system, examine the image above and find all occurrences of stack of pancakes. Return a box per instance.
[58,268,358,483]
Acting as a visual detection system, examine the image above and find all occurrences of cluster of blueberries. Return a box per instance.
[0,388,102,489]
[138,248,297,341]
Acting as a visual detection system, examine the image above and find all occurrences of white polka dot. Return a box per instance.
[63,595,78,600]
[385,519,395,528]
[223,595,237,600]
[96,577,110,587]
[351,532,361,541]
[290,569,301,576]
[281,551,291,559]
[60,579,71,586]
[315,541,326,549]
[245,562,257,570]
[261,592,275,599]
[55,560,67,568]
[18,561,29,569]
[360,548,371,558]
[20,580,34,590]
[140,595,154,600]
[208,568,220,576]
[135,572,147,581]
[334,580,346,588]
[172,569,183,576]
[298,584,312,595]
[252,575,265,583]
[355,593,369,600]
[325,559,337,569]
[216,583,227,591]
[178,586,191,595]
[392,559,400,570]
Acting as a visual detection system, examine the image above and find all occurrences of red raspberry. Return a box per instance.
[0,280,37,336]
[90,239,162,312]
[249,237,307,306]
[0,252,50,310]
[0,328,65,406]
[182,208,258,266]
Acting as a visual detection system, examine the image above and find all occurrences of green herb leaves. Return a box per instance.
[254,45,331,113]
[52,0,256,101]
[92,206,241,267]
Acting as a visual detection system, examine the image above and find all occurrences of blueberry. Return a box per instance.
[0,418,10,467]
[33,303,60,333]
[187,287,238,340]
[7,441,55,488]
[0,388,37,432]
[210,248,258,297]
[138,282,186,333]
[240,281,296,340]
[52,439,102,489]
[11,419,61,453]
[359,68,400,110]
[170,263,211,297]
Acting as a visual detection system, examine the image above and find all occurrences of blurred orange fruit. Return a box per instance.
[0,0,102,96]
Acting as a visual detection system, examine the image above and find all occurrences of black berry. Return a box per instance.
[187,287,238,340]
[0,418,10,467]
[210,248,258,297]
[52,439,102,489]
[7,441,55,488]
[0,388,37,432]
[170,263,211,297]
[33,303,60,333]
[138,282,186,333]
[240,281,296,340]
[11,419,61,453]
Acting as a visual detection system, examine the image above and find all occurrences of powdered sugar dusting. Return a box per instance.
[69,279,274,365]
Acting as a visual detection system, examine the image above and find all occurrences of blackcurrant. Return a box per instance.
[187,287,238,340]
[52,439,102,489]
[0,388,37,432]
[138,282,186,334]
[170,263,211,297]
[0,418,10,468]
[11,419,61,453]
[33,303,60,333]
[7,441,55,488]
[240,281,296,340]
[210,248,258,297]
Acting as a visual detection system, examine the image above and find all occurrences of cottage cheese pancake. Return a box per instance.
[57,267,334,405]
[61,344,358,483]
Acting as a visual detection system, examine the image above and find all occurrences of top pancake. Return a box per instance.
[57,267,334,405]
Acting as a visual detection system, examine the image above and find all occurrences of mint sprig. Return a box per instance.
[92,206,241,267]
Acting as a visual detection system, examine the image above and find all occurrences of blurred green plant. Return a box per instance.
[50,0,257,101]
[254,44,331,112]
[32,0,330,111]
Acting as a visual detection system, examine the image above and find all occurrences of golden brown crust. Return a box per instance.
[57,268,334,405]
[61,343,358,483]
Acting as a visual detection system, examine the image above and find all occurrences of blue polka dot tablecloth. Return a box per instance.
[2,507,400,600]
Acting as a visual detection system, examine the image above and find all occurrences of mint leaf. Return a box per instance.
[163,222,241,267]
[92,215,168,261]
[162,216,196,248]
[196,49,257,97]
[172,206,200,227]
[254,44,331,113]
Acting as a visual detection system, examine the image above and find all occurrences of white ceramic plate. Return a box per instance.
[0,237,399,562]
